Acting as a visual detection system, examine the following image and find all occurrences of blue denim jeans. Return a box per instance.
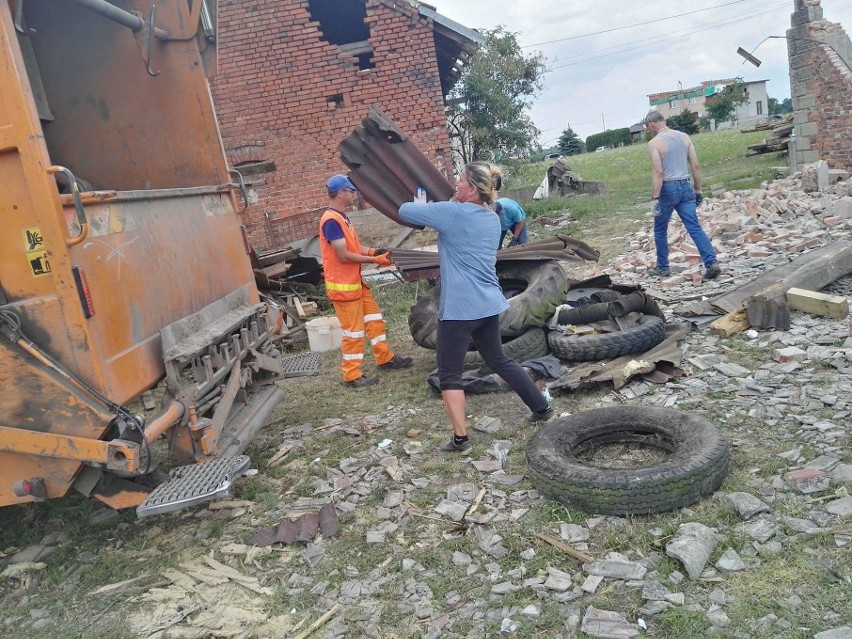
[654,180,717,269]
[498,222,528,249]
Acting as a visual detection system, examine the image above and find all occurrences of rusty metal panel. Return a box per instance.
[339,108,455,226]
[390,235,601,282]
[746,298,792,331]
[67,190,256,402]
[23,0,229,191]
[0,0,260,507]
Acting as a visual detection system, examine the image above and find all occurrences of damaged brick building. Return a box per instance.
[211,0,482,251]
[788,0,852,171]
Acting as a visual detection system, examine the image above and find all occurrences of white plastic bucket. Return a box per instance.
[305,316,342,352]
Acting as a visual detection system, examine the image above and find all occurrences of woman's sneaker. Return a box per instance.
[648,266,670,277]
[527,407,555,423]
[440,438,472,454]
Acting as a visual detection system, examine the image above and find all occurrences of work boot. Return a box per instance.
[527,406,555,423]
[704,263,721,280]
[345,375,379,389]
[440,438,472,454]
[647,266,670,278]
[378,355,413,370]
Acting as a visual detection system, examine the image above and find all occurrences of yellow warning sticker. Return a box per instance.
[27,251,52,278]
[23,227,45,252]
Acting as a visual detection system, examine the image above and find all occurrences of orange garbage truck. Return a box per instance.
[0,0,285,516]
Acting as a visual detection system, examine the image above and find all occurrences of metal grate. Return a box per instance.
[281,351,321,378]
[136,455,250,518]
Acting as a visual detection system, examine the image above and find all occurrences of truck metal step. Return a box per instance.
[281,351,321,378]
[136,455,250,518]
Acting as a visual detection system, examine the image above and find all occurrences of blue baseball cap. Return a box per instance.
[326,174,357,194]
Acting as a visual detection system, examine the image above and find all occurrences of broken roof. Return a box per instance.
[410,2,484,95]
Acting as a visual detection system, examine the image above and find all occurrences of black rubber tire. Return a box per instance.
[589,290,622,303]
[526,406,730,516]
[547,314,665,361]
[556,301,611,325]
[607,291,665,320]
[408,285,441,349]
[497,261,569,337]
[408,261,570,349]
[462,327,549,371]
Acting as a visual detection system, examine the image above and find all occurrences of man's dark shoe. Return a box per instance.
[345,375,379,389]
[527,407,555,423]
[704,263,721,280]
[647,266,670,278]
[440,438,472,454]
[378,355,413,370]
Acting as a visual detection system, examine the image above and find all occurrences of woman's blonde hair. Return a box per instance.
[464,161,502,206]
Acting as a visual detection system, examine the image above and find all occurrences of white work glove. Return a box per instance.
[413,186,427,203]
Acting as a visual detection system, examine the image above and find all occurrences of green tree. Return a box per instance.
[447,27,547,165]
[585,128,631,151]
[557,127,584,156]
[704,78,749,126]
[769,97,793,115]
[667,108,700,135]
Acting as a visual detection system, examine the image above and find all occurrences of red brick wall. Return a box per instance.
[211,0,454,251]
[788,1,852,170]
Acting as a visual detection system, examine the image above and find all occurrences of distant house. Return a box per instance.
[647,78,770,131]
[629,122,646,143]
[211,0,483,251]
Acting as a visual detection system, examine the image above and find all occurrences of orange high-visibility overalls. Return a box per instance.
[319,208,394,381]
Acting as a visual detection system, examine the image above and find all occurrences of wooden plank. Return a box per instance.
[389,226,415,249]
[258,261,290,279]
[786,287,850,319]
[294,296,306,320]
[536,533,595,564]
[710,308,750,337]
[300,301,318,317]
[712,242,852,314]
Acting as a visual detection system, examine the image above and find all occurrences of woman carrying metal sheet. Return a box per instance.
[399,162,553,454]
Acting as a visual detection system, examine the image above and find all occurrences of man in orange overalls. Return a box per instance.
[319,174,413,388]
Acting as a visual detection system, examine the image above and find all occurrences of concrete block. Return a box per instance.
[797,94,817,109]
[828,169,850,183]
[816,159,830,192]
[773,346,807,363]
[799,122,819,138]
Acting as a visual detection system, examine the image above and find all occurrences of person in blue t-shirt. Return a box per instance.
[494,197,528,249]
[399,162,553,454]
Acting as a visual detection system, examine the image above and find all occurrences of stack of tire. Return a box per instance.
[408,261,569,370]
[408,260,668,367]
[546,290,667,362]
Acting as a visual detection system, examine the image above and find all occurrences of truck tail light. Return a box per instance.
[13,477,46,500]
[72,265,95,318]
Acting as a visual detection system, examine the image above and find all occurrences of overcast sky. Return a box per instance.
[432,0,852,146]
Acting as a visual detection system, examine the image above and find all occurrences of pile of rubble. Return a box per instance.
[743,115,795,157]
[609,163,852,289]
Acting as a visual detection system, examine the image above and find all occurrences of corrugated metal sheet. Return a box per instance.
[390,235,601,282]
[339,108,455,228]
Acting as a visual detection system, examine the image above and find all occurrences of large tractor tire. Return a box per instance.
[526,406,729,516]
[408,261,569,349]
[547,315,665,361]
[462,327,549,372]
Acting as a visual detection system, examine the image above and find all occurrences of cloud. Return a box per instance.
[433,0,852,143]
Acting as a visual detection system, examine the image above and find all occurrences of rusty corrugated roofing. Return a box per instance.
[339,108,455,228]
[389,235,600,282]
